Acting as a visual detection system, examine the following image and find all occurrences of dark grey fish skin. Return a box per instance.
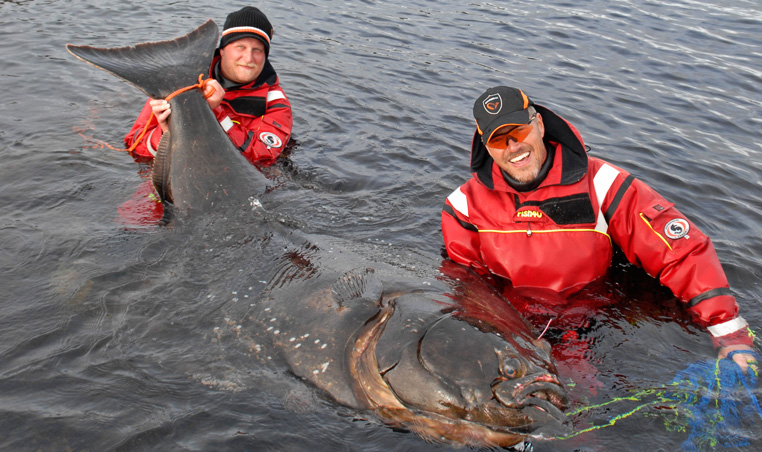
[225,252,571,447]
[66,22,570,448]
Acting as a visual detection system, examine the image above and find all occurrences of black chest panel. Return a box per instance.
[227,96,267,117]
[514,193,596,225]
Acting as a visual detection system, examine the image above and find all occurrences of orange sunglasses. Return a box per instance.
[487,114,537,149]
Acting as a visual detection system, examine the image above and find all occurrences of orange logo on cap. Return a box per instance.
[483,93,502,115]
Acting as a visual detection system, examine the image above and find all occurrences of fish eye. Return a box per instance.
[500,357,523,379]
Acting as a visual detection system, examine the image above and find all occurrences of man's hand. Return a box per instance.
[149,98,171,132]
[149,80,224,133]
[719,344,759,375]
[204,79,224,110]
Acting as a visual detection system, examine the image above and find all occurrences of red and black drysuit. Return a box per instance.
[441,103,752,350]
[125,55,292,165]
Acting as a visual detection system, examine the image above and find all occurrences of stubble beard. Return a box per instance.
[503,146,542,184]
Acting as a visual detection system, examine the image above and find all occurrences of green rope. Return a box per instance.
[552,353,761,450]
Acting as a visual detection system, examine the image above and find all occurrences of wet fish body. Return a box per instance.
[233,257,571,446]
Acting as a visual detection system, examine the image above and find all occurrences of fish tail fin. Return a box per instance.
[66,20,219,99]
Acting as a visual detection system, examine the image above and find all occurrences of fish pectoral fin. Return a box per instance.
[152,131,173,204]
[331,268,384,307]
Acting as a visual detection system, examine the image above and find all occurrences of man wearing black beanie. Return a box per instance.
[125,6,292,165]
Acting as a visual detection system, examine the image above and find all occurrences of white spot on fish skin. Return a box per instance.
[289,337,296,342]
[270,318,277,322]
[320,362,329,373]
[235,325,242,330]
[267,326,273,331]
[321,344,328,349]
[273,330,280,335]
[314,339,321,344]
[264,308,271,312]
[302,333,310,339]
[232,291,238,295]
[213,327,220,331]
[295,343,301,349]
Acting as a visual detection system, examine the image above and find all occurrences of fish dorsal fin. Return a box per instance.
[331,268,384,307]
[152,131,173,204]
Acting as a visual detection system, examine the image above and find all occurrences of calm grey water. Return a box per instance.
[2,0,762,451]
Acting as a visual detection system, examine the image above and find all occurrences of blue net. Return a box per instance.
[662,351,761,451]
[561,351,762,451]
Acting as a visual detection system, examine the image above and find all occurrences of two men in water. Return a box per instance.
[125,6,292,165]
[442,86,756,373]
[121,7,756,375]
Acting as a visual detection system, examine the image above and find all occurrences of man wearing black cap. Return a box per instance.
[442,86,756,372]
[125,6,292,165]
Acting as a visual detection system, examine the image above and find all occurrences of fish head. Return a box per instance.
[360,289,570,448]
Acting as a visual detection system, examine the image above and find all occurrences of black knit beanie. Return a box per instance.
[219,6,273,56]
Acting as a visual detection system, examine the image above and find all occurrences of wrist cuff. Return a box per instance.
[708,316,749,337]
[146,128,158,157]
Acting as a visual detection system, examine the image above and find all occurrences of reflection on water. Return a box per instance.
[1,0,761,451]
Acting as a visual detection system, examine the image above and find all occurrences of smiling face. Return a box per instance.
[219,37,267,84]
[485,113,547,184]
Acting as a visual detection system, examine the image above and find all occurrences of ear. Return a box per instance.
[535,113,545,138]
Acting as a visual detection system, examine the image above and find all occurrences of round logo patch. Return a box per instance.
[483,93,502,115]
[258,132,283,148]
[664,218,690,240]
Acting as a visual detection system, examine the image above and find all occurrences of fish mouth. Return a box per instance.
[492,376,570,437]
[372,390,571,448]
[369,371,570,446]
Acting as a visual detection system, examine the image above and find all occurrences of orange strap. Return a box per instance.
[81,74,215,153]
[166,73,216,102]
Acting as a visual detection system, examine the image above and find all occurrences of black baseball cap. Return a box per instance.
[473,86,534,144]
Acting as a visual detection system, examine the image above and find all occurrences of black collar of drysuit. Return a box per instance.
[469,103,588,192]
[211,53,278,91]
